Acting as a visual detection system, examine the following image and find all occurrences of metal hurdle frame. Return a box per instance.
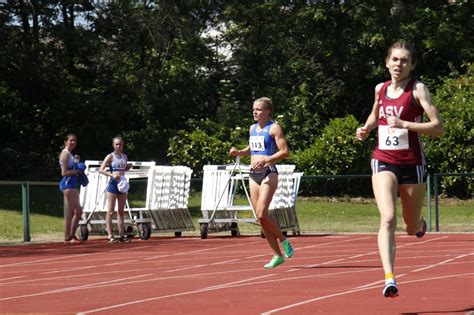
[198,157,303,239]
[78,160,156,240]
[78,161,195,240]
[199,157,255,239]
[269,171,303,236]
[146,165,195,236]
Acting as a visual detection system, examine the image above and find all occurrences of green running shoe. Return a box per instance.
[282,239,294,258]
[264,255,284,269]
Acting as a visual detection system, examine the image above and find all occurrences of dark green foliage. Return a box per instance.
[291,115,372,175]
[167,119,248,177]
[423,63,474,198]
[0,1,472,197]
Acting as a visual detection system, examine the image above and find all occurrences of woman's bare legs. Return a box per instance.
[106,192,117,238]
[399,183,426,235]
[64,189,82,240]
[250,174,284,257]
[372,172,398,276]
[116,193,128,238]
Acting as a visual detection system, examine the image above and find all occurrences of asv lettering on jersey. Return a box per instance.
[250,136,265,151]
[378,125,409,150]
[379,106,404,118]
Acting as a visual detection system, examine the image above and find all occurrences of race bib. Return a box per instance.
[378,125,409,150]
[250,136,265,151]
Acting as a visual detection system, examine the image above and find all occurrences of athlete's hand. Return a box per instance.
[229,147,239,157]
[356,126,369,141]
[387,116,407,128]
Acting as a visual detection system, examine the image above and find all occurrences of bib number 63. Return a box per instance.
[378,126,409,150]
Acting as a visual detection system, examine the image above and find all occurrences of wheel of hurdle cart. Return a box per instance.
[198,157,258,239]
[231,222,239,236]
[200,223,209,239]
[138,222,152,240]
[79,224,89,241]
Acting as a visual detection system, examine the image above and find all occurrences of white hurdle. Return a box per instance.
[78,161,194,240]
[198,160,302,239]
[269,168,303,236]
[147,166,195,236]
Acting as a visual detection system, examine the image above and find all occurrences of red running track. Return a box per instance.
[0,234,473,315]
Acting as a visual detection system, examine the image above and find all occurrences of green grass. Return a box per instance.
[0,185,472,242]
[0,209,64,242]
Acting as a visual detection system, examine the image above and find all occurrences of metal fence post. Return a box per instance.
[21,181,31,242]
[426,174,431,232]
[434,174,439,232]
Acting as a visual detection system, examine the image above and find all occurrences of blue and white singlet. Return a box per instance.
[249,121,277,156]
[59,149,75,170]
[110,152,127,175]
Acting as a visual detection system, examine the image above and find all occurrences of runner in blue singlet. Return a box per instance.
[99,136,133,243]
[59,133,83,244]
[230,97,294,268]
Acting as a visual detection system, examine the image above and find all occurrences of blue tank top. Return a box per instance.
[110,152,127,174]
[249,121,277,156]
[59,149,75,170]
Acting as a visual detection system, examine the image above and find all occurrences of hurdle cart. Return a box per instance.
[198,157,303,239]
[78,161,195,240]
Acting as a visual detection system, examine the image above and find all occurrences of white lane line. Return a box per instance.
[352,237,457,289]
[202,274,276,290]
[354,273,408,289]
[42,266,97,275]
[41,259,140,275]
[261,272,474,315]
[0,245,154,268]
[286,236,376,272]
[164,253,268,272]
[264,236,469,314]
[75,267,382,314]
[0,266,265,286]
[0,274,153,301]
[144,241,261,260]
[0,275,27,282]
[412,252,474,273]
[298,236,372,250]
[76,275,276,315]
[0,253,93,268]
[5,255,471,311]
[103,259,139,267]
[287,236,449,272]
[164,265,206,273]
[210,254,268,266]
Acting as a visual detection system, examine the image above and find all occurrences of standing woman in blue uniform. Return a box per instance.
[99,136,132,243]
[59,133,83,244]
[230,97,294,268]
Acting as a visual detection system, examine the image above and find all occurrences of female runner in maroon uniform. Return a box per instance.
[356,42,443,297]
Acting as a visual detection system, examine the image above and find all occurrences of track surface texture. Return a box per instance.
[1,234,473,314]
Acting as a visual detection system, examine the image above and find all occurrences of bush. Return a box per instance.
[167,119,247,177]
[290,115,374,196]
[424,63,474,198]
